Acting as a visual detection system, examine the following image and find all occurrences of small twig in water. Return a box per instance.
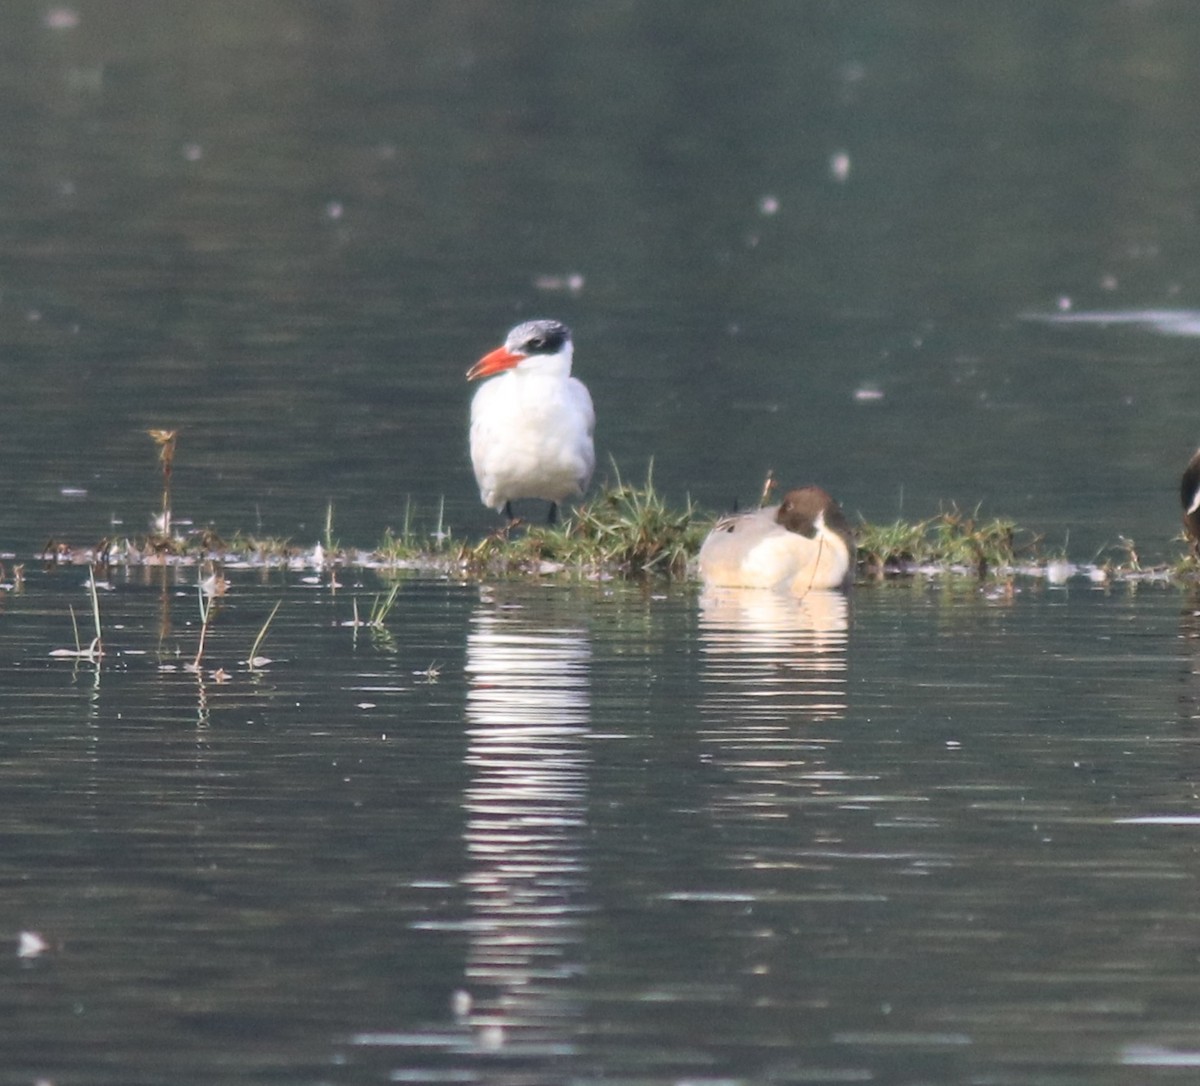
[414,661,442,684]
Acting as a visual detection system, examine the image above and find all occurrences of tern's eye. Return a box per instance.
[527,336,546,350]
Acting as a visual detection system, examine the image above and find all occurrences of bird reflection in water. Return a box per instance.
[699,586,849,720]
[459,588,592,1055]
[698,586,851,823]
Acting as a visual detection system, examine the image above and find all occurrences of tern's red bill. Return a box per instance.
[466,346,523,381]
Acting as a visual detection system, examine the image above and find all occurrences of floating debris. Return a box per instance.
[414,662,442,683]
[43,7,79,30]
[18,931,49,959]
[1045,559,1073,585]
[532,273,584,294]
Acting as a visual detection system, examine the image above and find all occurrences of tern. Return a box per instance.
[467,319,595,523]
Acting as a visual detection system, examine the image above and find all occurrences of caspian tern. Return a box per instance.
[467,319,595,523]
[699,486,856,592]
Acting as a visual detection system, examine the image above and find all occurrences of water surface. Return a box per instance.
[3,3,1200,1082]
[4,568,1200,1082]
[2,3,1199,558]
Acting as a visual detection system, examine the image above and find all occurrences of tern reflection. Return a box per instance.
[698,587,851,821]
[460,588,591,1053]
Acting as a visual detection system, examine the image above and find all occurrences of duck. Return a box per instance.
[1182,448,1200,556]
[467,319,595,524]
[698,485,856,592]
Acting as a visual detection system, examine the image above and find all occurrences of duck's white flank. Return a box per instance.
[698,487,855,592]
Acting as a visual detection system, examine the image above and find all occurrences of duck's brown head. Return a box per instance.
[776,486,854,545]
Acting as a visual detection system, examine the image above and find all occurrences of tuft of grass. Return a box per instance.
[377,497,456,563]
[464,463,706,578]
[346,581,402,651]
[347,581,401,630]
[366,582,401,626]
[856,506,1027,577]
[1094,535,1145,579]
[855,518,933,575]
[224,532,296,560]
[928,508,1021,573]
[1170,535,1200,579]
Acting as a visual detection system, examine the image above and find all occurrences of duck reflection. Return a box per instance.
[698,586,851,823]
[699,586,849,722]
[460,587,591,1053]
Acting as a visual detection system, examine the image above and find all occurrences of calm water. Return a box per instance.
[4,569,1200,1083]
[2,2,1200,556]
[5,2,1200,1082]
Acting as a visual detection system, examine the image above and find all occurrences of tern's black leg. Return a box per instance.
[504,501,516,523]
[547,502,558,525]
